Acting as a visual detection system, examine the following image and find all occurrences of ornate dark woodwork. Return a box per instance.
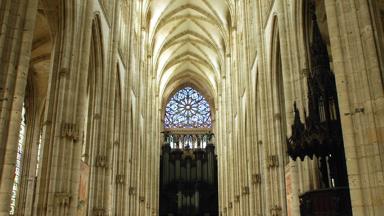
[287,14,343,166]
[287,2,352,215]
[160,132,218,216]
[300,187,352,216]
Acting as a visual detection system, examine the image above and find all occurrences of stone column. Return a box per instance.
[31,1,91,215]
[324,0,384,215]
[0,0,39,214]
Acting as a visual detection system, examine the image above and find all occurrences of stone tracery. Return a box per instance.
[164,87,212,129]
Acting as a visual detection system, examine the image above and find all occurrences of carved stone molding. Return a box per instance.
[267,155,279,168]
[55,192,71,206]
[252,173,262,185]
[61,122,80,141]
[116,174,125,185]
[129,186,136,196]
[270,205,282,216]
[93,208,106,216]
[95,155,107,168]
[242,186,250,195]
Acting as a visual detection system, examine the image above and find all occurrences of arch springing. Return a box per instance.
[164,87,212,128]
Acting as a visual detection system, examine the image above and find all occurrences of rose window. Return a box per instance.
[164,87,212,128]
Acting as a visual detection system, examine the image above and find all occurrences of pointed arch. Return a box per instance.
[268,15,289,215]
[81,15,105,164]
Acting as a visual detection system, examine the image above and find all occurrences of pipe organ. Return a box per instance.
[160,132,218,216]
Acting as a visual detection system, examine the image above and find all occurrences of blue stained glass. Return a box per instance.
[164,87,212,128]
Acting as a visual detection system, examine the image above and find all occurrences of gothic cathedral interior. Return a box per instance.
[1,0,384,215]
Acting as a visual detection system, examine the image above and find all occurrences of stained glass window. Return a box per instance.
[164,87,212,128]
[10,104,26,215]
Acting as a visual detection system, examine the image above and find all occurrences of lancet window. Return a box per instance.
[10,105,26,215]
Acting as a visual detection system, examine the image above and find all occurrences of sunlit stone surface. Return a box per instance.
[0,0,383,215]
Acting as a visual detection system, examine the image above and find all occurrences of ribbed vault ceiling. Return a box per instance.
[144,0,233,101]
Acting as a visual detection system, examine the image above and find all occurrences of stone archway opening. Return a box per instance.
[159,86,218,216]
